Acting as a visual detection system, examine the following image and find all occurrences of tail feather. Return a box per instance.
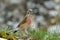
[13,30,18,33]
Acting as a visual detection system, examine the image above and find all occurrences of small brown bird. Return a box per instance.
[14,9,33,34]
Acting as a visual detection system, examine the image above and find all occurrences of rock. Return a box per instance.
[39,6,48,15]
[7,21,14,26]
[36,15,46,26]
[47,25,60,33]
[18,39,23,40]
[13,22,19,29]
[12,9,20,18]
[54,5,60,10]
[0,2,6,11]
[54,0,60,4]
[27,1,36,9]
[7,12,13,18]
[48,10,58,17]
[44,1,55,9]
[0,17,4,23]
[9,0,22,4]
[0,38,7,40]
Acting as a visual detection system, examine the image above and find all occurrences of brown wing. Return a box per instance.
[18,16,27,27]
[18,21,30,30]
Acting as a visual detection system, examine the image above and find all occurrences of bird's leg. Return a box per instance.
[24,29,28,35]
[21,29,28,36]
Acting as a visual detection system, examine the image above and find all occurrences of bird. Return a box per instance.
[13,9,33,35]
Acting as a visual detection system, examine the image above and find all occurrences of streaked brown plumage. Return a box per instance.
[18,9,33,30]
[18,16,32,30]
[14,9,33,33]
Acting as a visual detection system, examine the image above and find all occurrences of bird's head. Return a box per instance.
[27,9,33,16]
